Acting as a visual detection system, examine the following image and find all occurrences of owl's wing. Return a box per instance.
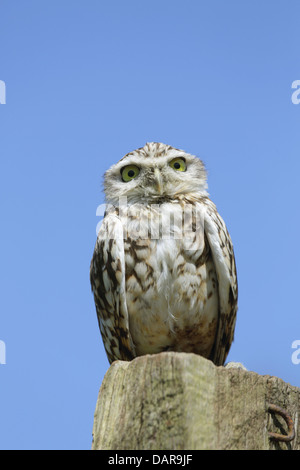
[204,200,238,366]
[90,211,136,364]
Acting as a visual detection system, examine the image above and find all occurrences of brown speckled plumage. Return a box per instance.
[90,143,238,366]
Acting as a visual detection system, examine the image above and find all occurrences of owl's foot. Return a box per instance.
[224,361,247,370]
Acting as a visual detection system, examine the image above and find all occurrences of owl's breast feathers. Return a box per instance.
[90,195,238,366]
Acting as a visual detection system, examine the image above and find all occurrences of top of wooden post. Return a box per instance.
[92,352,299,450]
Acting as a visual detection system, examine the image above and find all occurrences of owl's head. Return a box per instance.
[103,142,208,205]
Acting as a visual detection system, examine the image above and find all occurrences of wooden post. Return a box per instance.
[92,352,299,450]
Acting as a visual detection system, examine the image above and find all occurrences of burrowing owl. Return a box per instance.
[90,142,238,366]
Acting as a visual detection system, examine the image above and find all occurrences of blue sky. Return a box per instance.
[0,0,300,450]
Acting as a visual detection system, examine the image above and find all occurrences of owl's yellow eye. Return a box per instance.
[169,157,186,172]
[121,165,140,182]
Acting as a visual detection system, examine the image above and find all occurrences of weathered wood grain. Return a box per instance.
[92,352,299,450]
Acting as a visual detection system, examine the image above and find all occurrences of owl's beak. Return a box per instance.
[153,168,163,194]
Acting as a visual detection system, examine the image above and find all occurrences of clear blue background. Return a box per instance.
[0,0,299,450]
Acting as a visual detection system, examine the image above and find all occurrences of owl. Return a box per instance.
[90,142,238,366]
